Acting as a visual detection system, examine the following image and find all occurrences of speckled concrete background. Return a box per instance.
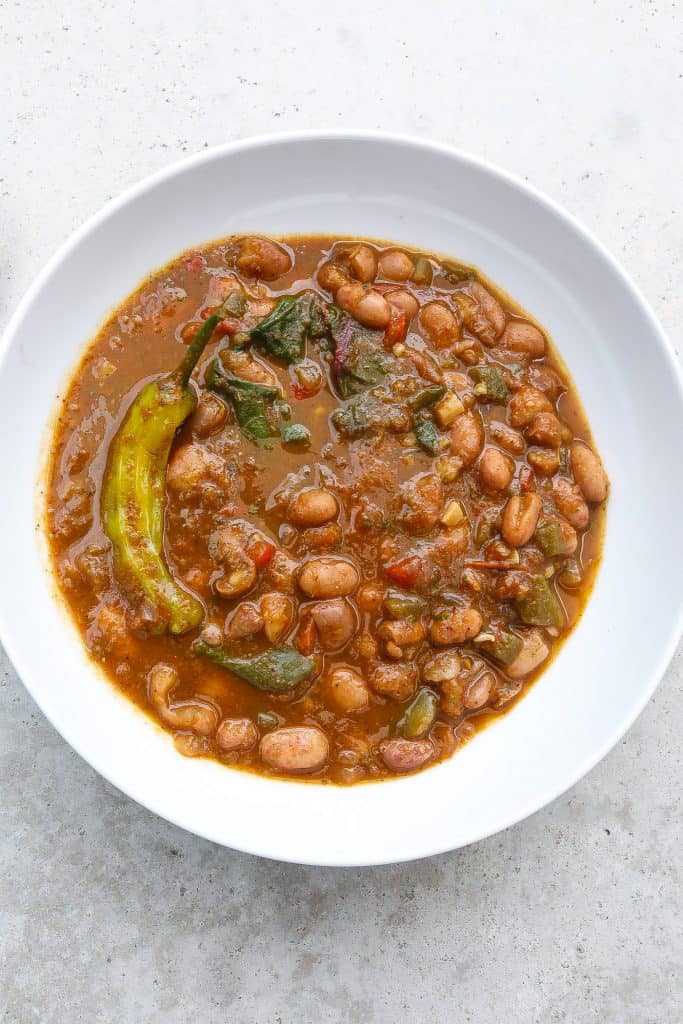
[1,2,681,1021]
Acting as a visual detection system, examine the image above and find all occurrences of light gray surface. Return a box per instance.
[1,2,682,1021]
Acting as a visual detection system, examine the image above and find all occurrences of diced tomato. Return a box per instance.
[293,614,317,656]
[214,318,241,337]
[200,305,218,320]
[186,255,206,272]
[519,466,535,493]
[384,554,421,588]
[247,536,276,568]
[384,310,408,348]
[292,385,309,400]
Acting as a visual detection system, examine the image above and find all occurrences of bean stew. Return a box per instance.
[45,235,608,782]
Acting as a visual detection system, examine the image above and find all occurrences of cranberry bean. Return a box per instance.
[369,662,417,701]
[298,556,360,598]
[309,598,357,651]
[525,411,564,447]
[288,488,339,527]
[450,410,485,465]
[380,738,434,773]
[501,320,546,356]
[506,629,550,678]
[479,447,514,490]
[147,664,217,736]
[421,301,460,348]
[508,386,553,428]
[552,478,590,530]
[501,493,543,547]
[429,607,483,646]
[236,236,292,280]
[260,727,329,773]
[571,442,609,502]
[324,667,370,713]
[379,249,414,281]
[349,244,378,283]
[260,592,295,643]
[216,718,258,753]
[385,288,419,321]
[464,671,496,710]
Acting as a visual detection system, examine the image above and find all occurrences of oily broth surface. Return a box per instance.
[44,234,606,783]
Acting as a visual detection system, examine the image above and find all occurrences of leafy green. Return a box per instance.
[331,317,390,398]
[206,358,279,445]
[281,422,311,445]
[415,418,440,454]
[251,291,336,364]
[194,641,315,693]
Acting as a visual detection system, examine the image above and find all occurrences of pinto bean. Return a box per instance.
[260,592,294,643]
[385,288,419,321]
[166,443,223,492]
[398,472,444,535]
[489,421,526,455]
[501,493,542,547]
[266,551,298,593]
[317,261,349,295]
[571,442,608,502]
[479,447,514,491]
[298,556,360,598]
[506,629,550,678]
[420,301,460,349]
[525,411,564,447]
[422,650,461,684]
[147,664,217,736]
[526,447,560,476]
[225,602,264,640]
[380,737,434,773]
[552,477,590,530]
[450,410,485,465]
[324,667,370,713]
[260,726,329,773]
[429,607,483,646]
[349,244,378,283]
[508,386,553,428]
[463,671,496,710]
[379,249,414,281]
[288,488,339,527]
[469,281,506,338]
[189,393,228,437]
[369,662,418,701]
[236,236,292,280]
[308,598,357,651]
[216,718,258,753]
[223,348,279,388]
[501,320,546,356]
[378,618,426,647]
[357,582,384,614]
[336,283,391,329]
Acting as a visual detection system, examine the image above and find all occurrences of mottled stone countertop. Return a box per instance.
[1,2,681,1021]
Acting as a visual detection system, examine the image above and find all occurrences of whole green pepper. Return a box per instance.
[194,640,315,692]
[102,304,229,635]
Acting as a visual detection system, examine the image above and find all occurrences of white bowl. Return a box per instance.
[1,132,682,866]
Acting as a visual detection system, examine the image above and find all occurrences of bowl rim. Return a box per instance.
[2,129,683,865]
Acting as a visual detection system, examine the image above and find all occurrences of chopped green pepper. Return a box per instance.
[535,519,566,557]
[396,688,439,739]
[408,385,445,412]
[194,640,315,693]
[411,256,433,286]
[516,576,564,627]
[415,418,440,454]
[206,358,279,445]
[476,628,523,665]
[223,289,247,317]
[469,365,509,403]
[383,592,428,620]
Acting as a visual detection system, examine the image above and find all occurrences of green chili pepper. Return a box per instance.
[102,306,232,634]
[206,358,280,446]
[396,688,439,739]
[415,418,440,454]
[517,576,564,627]
[469,365,509,402]
[408,384,445,412]
[194,640,315,692]
[476,628,523,665]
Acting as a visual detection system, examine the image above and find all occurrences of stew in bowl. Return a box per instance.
[45,232,608,783]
